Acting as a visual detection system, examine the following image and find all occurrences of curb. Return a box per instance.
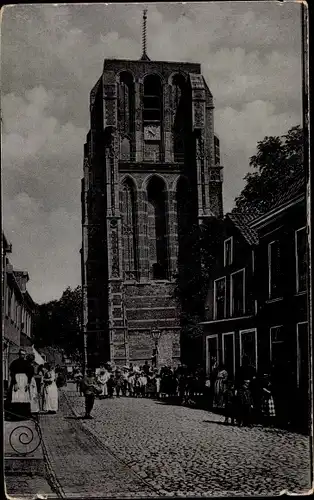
[39,420,66,498]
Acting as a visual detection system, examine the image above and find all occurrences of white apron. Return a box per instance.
[29,376,40,413]
[11,373,30,403]
[43,371,59,412]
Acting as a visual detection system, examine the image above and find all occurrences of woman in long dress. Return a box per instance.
[27,354,40,414]
[43,364,59,414]
[214,365,229,408]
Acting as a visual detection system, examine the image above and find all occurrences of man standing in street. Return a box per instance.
[81,369,101,419]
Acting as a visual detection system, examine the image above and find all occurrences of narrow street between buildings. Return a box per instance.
[35,384,311,498]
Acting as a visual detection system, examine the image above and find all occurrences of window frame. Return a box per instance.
[213,276,227,320]
[269,325,284,363]
[239,328,258,371]
[295,226,307,294]
[230,268,246,317]
[222,332,236,377]
[224,237,233,267]
[296,321,308,388]
[268,239,282,300]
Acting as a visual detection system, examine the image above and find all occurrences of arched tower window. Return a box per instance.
[143,74,162,122]
[118,72,135,139]
[214,135,220,165]
[143,75,162,162]
[120,178,138,279]
[147,176,168,280]
[172,74,187,163]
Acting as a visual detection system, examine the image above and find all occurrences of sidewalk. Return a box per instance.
[39,391,160,498]
[4,417,54,499]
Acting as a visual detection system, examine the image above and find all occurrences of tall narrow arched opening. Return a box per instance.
[176,176,191,239]
[146,176,168,280]
[172,74,186,113]
[172,74,187,163]
[120,177,138,280]
[118,72,135,159]
[143,74,163,162]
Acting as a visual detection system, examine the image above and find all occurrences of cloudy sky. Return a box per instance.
[1,2,302,304]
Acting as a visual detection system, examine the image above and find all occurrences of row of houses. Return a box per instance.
[1,233,36,389]
[201,171,310,427]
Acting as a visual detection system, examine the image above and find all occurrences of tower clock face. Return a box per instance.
[144,124,161,141]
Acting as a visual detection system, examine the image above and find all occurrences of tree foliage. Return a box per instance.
[234,125,304,213]
[32,286,83,363]
[174,218,224,340]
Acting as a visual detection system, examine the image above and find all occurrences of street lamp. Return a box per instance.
[151,327,161,368]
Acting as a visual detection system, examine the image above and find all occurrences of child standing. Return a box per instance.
[237,380,254,427]
[81,369,101,419]
[107,373,116,398]
[115,370,124,397]
[223,380,236,425]
[261,380,276,427]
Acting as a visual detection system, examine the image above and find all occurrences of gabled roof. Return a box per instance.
[227,169,306,244]
[227,212,259,246]
[271,171,305,210]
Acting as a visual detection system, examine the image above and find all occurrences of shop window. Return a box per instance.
[240,329,257,370]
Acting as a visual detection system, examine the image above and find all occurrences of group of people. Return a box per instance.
[8,348,59,420]
[6,350,279,427]
[207,358,277,427]
[72,358,277,426]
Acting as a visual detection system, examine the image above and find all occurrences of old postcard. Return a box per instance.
[1,2,312,498]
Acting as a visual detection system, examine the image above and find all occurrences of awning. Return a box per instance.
[31,346,45,366]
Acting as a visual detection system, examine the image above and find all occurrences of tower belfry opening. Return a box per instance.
[140,9,150,61]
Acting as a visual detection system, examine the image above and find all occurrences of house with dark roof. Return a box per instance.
[1,232,37,388]
[201,171,309,428]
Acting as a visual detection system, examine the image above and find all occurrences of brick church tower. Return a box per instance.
[81,12,223,368]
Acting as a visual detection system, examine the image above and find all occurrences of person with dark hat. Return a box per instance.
[9,348,34,420]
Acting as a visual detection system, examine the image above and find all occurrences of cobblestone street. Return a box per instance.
[42,384,312,497]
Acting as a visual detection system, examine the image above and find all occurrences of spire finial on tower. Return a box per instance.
[140,8,150,61]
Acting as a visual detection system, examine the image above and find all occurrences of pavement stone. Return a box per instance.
[64,384,312,497]
[39,391,159,498]
[5,476,54,499]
